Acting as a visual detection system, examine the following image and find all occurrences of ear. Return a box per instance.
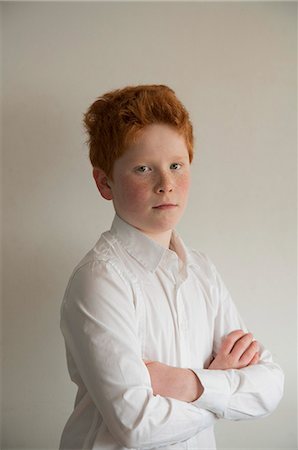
[93,167,113,201]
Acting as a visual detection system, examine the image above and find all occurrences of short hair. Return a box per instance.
[83,84,194,179]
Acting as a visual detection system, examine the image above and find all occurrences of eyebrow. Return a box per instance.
[130,155,189,163]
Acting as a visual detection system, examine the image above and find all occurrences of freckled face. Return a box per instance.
[108,123,191,238]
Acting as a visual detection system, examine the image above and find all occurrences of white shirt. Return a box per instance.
[59,214,284,450]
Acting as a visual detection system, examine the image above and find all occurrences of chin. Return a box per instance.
[148,220,179,234]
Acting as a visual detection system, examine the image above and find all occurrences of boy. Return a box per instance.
[59,85,284,450]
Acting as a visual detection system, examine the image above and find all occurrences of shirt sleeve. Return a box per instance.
[60,259,217,449]
[190,256,284,420]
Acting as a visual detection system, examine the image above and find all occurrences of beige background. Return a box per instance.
[1,1,297,449]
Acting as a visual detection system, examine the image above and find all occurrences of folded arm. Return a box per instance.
[145,329,283,421]
[144,257,284,421]
[144,329,260,403]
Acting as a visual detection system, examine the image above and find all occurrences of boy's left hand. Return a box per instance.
[208,329,260,370]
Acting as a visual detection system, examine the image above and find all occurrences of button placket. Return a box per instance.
[176,287,188,333]
[176,285,191,367]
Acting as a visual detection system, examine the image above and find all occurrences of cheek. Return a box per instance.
[120,178,150,206]
[176,173,191,194]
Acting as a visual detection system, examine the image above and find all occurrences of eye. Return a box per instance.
[170,163,182,170]
[135,165,151,173]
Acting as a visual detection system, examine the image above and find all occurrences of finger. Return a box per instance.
[239,340,259,366]
[143,360,153,365]
[248,352,260,366]
[221,330,246,354]
[230,333,253,360]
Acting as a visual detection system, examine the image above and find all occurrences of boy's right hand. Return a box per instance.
[208,329,260,370]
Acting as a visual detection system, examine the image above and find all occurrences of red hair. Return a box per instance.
[84,84,194,179]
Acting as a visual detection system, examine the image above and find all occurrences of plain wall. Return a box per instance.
[0,1,3,446]
[2,2,297,449]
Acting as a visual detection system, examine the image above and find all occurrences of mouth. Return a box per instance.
[153,204,178,210]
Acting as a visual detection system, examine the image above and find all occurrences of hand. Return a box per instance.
[208,329,260,370]
[143,360,204,402]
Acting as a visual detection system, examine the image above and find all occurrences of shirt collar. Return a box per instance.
[109,214,190,273]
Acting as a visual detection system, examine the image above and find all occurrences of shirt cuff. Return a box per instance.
[190,369,231,418]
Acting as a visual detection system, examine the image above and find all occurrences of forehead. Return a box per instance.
[124,123,188,160]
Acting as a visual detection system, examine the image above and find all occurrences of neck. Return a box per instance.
[142,229,173,248]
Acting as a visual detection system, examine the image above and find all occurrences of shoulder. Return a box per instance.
[62,232,133,304]
[70,230,131,280]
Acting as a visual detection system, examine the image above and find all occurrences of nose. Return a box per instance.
[154,171,173,194]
